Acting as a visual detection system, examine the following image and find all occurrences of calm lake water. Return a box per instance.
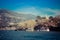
[0,31,60,40]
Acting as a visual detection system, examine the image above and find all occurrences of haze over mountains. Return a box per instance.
[0,9,36,23]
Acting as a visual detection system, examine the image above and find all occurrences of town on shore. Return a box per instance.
[0,9,60,32]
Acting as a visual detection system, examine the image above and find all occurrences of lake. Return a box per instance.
[0,31,60,40]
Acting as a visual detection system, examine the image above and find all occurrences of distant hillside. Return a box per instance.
[18,20,36,28]
[0,9,36,23]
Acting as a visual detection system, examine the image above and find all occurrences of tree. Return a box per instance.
[49,16,53,20]
[36,16,41,20]
[35,16,42,27]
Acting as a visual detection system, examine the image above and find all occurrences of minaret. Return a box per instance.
[45,15,49,20]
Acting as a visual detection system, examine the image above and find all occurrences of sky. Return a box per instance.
[0,0,60,16]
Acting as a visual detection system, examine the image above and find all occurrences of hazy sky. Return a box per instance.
[0,0,60,16]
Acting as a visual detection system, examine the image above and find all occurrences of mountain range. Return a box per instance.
[0,9,36,23]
